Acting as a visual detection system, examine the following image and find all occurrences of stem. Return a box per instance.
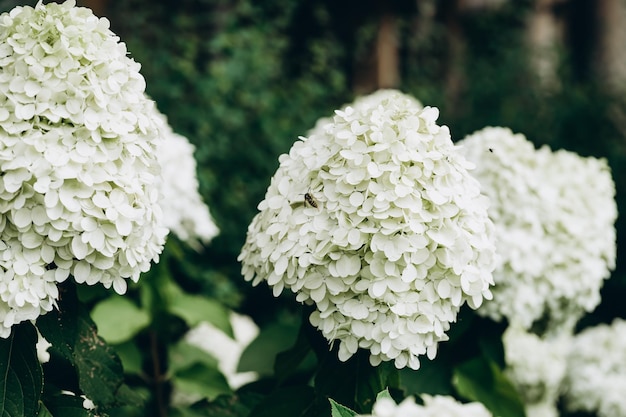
[150,330,168,417]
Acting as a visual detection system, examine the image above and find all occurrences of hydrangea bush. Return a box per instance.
[0,0,166,337]
[458,127,617,333]
[562,319,626,417]
[502,324,570,417]
[356,394,493,417]
[239,90,497,370]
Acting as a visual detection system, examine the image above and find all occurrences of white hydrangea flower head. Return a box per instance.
[357,395,492,417]
[308,89,423,138]
[459,127,617,333]
[502,324,570,417]
[153,109,219,249]
[239,91,497,370]
[563,318,626,417]
[0,0,167,337]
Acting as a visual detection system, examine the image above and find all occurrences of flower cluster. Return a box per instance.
[239,90,497,370]
[458,127,617,333]
[0,0,166,337]
[154,109,219,249]
[563,319,626,417]
[357,395,492,417]
[502,324,569,417]
[307,89,423,138]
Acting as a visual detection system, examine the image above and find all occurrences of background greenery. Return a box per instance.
[1,1,624,416]
[105,0,626,325]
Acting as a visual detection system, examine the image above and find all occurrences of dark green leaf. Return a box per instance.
[111,341,143,375]
[168,292,232,337]
[90,297,150,344]
[41,393,99,417]
[398,357,454,397]
[168,340,219,374]
[0,322,42,417]
[453,356,526,417]
[247,386,315,417]
[238,322,299,375]
[171,362,231,401]
[37,284,131,409]
[315,349,398,414]
[37,402,53,417]
[171,392,264,417]
[273,321,314,383]
[329,398,357,417]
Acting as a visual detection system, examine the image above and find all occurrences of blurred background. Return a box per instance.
[5,0,626,360]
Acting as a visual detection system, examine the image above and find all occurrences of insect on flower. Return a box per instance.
[304,191,319,208]
[290,188,321,210]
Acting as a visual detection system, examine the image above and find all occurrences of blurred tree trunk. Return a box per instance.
[376,13,400,89]
[79,0,109,16]
[526,0,565,90]
[595,0,626,94]
[353,6,400,94]
[441,0,466,118]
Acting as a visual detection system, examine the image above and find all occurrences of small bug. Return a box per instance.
[488,148,494,153]
[304,191,319,208]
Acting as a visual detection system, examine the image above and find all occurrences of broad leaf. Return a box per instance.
[0,322,42,417]
[171,363,231,401]
[247,386,316,417]
[168,291,232,337]
[329,399,357,417]
[238,322,299,375]
[315,348,397,414]
[273,321,315,383]
[453,356,526,417]
[37,283,138,409]
[41,393,98,417]
[90,297,150,344]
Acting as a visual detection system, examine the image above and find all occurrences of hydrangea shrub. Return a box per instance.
[0,0,167,337]
[356,394,493,417]
[459,127,617,333]
[239,90,497,370]
[563,319,626,417]
[502,324,569,417]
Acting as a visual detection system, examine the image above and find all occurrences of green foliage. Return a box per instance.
[453,357,526,417]
[91,297,150,345]
[2,0,625,416]
[0,322,42,417]
[329,399,358,417]
[37,283,141,412]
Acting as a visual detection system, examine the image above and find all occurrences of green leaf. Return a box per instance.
[37,283,133,409]
[247,386,316,417]
[171,362,231,401]
[329,399,357,417]
[37,402,53,417]
[169,340,219,374]
[41,393,98,417]
[398,357,454,397]
[453,356,526,417]
[168,291,232,337]
[375,389,393,401]
[273,322,315,382]
[171,392,264,417]
[238,322,299,375]
[111,341,143,375]
[315,348,397,414]
[0,322,42,417]
[90,296,150,344]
